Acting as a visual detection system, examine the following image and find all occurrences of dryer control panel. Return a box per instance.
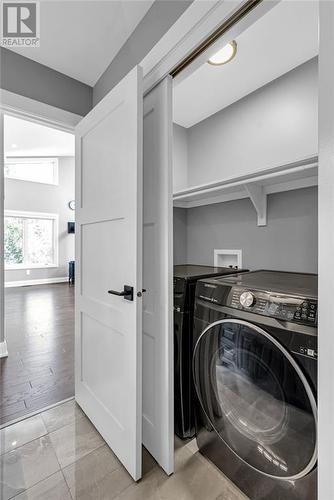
[230,288,318,326]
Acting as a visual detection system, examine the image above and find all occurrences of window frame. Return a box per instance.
[4,210,59,270]
[4,157,59,185]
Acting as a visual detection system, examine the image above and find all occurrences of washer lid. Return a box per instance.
[210,270,318,298]
[193,319,317,480]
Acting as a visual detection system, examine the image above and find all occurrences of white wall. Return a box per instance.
[4,156,75,283]
[173,58,318,188]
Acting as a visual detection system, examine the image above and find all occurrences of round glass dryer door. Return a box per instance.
[193,319,317,480]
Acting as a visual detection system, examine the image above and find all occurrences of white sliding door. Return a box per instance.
[142,76,174,475]
[75,66,143,481]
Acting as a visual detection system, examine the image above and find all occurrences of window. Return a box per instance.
[4,158,59,185]
[4,211,58,269]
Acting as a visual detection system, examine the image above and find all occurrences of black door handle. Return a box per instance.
[108,285,133,301]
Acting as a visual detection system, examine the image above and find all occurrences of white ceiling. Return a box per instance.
[173,0,319,128]
[4,115,75,157]
[7,0,154,86]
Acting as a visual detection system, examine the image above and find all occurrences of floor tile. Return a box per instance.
[0,414,47,455]
[175,437,247,499]
[114,467,161,500]
[116,445,242,500]
[11,471,71,500]
[174,435,199,456]
[41,400,84,433]
[142,447,157,476]
[185,438,199,455]
[0,435,60,500]
[215,489,249,500]
[48,415,104,468]
[63,444,133,500]
[193,452,248,500]
[0,398,247,500]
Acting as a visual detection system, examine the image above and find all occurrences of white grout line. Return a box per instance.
[0,396,75,430]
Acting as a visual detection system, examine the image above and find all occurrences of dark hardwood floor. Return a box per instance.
[0,283,74,425]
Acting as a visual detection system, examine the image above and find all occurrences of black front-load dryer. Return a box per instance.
[173,265,248,439]
[193,270,317,500]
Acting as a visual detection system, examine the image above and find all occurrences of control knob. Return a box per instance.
[240,291,255,308]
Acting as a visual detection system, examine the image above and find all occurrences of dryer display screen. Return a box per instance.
[230,288,317,325]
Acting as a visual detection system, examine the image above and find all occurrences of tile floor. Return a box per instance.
[0,399,248,500]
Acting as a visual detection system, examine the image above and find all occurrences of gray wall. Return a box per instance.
[173,124,188,191]
[0,48,92,116]
[173,207,187,265]
[4,157,75,283]
[93,0,193,106]
[174,187,318,273]
[186,58,318,186]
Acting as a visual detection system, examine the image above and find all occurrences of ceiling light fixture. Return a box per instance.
[208,41,237,66]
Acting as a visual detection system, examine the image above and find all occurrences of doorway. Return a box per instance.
[0,0,327,497]
[1,114,76,426]
[171,1,318,499]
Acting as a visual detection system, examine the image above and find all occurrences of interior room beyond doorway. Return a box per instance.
[1,115,75,425]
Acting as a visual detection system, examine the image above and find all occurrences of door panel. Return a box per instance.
[142,77,174,474]
[81,218,126,303]
[75,66,143,481]
[81,110,126,212]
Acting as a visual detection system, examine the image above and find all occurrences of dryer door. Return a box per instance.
[193,319,317,480]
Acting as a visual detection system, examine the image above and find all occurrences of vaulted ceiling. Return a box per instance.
[6,0,154,85]
[173,0,319,128]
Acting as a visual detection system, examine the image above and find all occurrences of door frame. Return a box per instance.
[318,2,334,499]
[0,90,81,357]
[141,0,276,93]
[0,89,81,131]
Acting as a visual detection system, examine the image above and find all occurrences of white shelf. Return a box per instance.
[173,156,318,226]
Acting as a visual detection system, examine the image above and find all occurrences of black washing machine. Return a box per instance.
[173,265,248,439]
[192,270,317,500]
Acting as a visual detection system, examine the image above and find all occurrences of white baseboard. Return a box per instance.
[0,340,8,358]
[5,277,68,288]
